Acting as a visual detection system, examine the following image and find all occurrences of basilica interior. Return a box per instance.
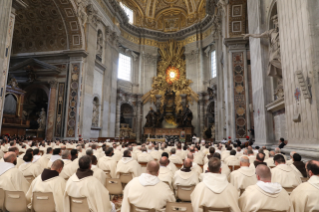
[0,0,318,160]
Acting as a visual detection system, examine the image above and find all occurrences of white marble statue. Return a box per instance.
[38,108,46,130]
[75,0,88,27]
[92,100,99,127]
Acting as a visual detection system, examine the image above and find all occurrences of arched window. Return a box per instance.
[118,53,132,81]
[211,50,217,78]
[120,2,133,24]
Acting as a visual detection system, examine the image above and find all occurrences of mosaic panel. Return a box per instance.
[55,82,65,137]
[228,0,247,37]
[66,64,80,137]
[232,52,247,138]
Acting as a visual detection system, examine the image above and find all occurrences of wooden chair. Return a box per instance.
[166,202,193,212]
[0,188,4,212]
[139,162,148,173]
[5,190,27,212]
[234,165,240,171]
[24,175,35,184]
[174,163,183,169]
[103,170,112,178]
[105,178,123,199]
[19,151,24,155]
[69,195,90,212]
[228,166,234,172]
[32,192,55,212]
[176,185,195,202]
[269,166,275,169]
[130,203,157,212]
[202,206,230,212]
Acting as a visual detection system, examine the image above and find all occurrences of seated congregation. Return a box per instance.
[0,139,319,212]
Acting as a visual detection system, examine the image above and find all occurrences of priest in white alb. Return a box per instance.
[121,160,176,211]
[137,146,154,162]
[37,147,53,169]
[26,159,66,212]
[173,158,199,189]
[19,152,43,178]
[271,154,301,188]
[191,157,240,212]
[158,156,174,187]
[90,155,107,185]
[0,152,30,194]
[97,147,117,178]
[239,164,293,212]
[230,156,257,195]
[169,148,183,164]
[116,150,142,178]
[64,155,116,212]
[60,150,77,180]
[290,160,319,211]
[264,151,275,167]
[47,148,62,168]
[225,150,240,166]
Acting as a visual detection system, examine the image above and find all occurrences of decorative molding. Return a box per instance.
[295,71,312,99]
[48,80,58,89]
[55,82,65,137]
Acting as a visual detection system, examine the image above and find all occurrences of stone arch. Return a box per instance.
[12,0,85,54]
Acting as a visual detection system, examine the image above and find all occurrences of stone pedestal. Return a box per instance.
[46,80,58,140]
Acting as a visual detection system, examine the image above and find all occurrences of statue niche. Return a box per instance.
[243,15,283,99]
[92,97,99,128]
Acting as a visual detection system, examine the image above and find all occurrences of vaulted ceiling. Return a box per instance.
[118,0,207,32]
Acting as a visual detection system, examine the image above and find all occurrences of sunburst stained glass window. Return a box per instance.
[120,2,133,24]
[118,54,131,81]
[166,66,180,84]
[211,50,217,78]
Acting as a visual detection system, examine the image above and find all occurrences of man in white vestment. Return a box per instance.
[98,147,117,178]
[236,147,243,159]
[38,147,53,169]
[60,150,77,179]
[239,164,293,212]
[204,147,215,164]
[230,156,257,194]
[1,146,24,168]
[158,156,174,186]
[264,151,275,167]
[137,146,154,162]
[225,150,240,166]
[262,146,269,159]
[116,150,142,177]
[149,145,161,161]
[248,150,256,164]
[290,160,319,211]
[19,152,43,178]
[169,148,183,164]
[162,152,178,174]
[173,158,199,189]
[47,148,62,168]
[190,146,204,165]
[271,154,301,188]
[275,148,287,161]
[191,157,240,212]
[90,155,107,185]
[64,155,115,212]
[26,160,66,212]
[0,141,7,152]
[176,143,185,159]
[32,149,42,166]
[121,161,176,211]
[203,153,230,180]
[0,152,30,194]
[76,145,84,158]
[92,144,103,159]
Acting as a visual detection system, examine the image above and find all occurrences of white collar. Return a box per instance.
[256,181,282,194]
[0,162,15,176]
[139,173,160,186]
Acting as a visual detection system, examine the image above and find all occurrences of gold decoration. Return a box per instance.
[236,107,245,116]
[235,85,244,93]
[142,40,198,112]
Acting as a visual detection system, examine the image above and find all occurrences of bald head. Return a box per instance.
[269,151,275,157]
[146,161,159,176]
[159,157,169,167]
[240,156,250,167]
[187,153,194,160]
[183,158,192,169]
[4,152,17,164]
[255,164,271,182]
[51,159,64,173]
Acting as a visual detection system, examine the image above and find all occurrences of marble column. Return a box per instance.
[0,0,27,133]
[46,80,58,140]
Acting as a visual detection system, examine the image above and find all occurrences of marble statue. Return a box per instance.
[38,108,46,130]
[145,107,156,128]
[243,15,283,99]
[75,0,88,27]
[182,105,193,127]
[92,101,99,127]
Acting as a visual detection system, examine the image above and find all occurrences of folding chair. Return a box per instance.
[234,165,240,171]
[5,190,27,212]
[0,188,4,212]
[119,172,133,188]
[202,206,230,212]
[69,195,90,212]
[105,178,123,200]
[130,203,157,212]
[228,166,234,172]
[166,202,193,212]
[24,175,35,184]
[32,192,55,212]
[176,185,195,202]
[301,177,309,183]
[139,162,148,173]
[103,170,112,178]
